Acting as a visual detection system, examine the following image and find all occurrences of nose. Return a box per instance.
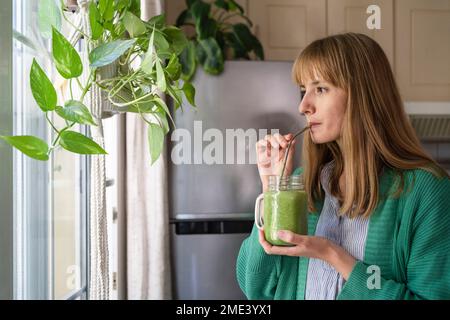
[298,92,315,116]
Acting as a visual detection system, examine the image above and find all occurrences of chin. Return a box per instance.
[310,133,338,144]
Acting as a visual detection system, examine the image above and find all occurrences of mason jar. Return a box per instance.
[254,174,308,246]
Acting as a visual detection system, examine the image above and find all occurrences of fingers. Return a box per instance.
[259,230,306,256]
[256,134,296,154]
[264,244,299,257]
[273,133,297,149]
[273,133,287,149]
[277,230,304,244]
[255,133,297,170]
[258,229,272,251]
[256,140,271,167]
[265,135,280,153]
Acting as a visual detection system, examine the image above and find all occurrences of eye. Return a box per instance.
[315,87,328,94]
[300,88,306,100]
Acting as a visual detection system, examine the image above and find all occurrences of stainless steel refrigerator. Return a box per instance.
[169,61,306,299]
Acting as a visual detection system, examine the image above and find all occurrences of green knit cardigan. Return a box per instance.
[236,167,450,300]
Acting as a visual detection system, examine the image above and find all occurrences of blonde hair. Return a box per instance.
[292,33,449,218]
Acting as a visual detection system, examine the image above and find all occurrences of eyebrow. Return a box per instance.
[300,81,322,88]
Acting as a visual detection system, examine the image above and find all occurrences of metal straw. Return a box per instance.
[279,126,310,180]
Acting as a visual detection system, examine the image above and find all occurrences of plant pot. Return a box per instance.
[97,62,121,119]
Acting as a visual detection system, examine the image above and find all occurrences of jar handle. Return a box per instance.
[254,193,264,230]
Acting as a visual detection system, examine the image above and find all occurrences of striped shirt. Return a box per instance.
[305,160,370,300]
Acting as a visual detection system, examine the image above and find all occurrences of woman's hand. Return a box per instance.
[256,133,296,190]
[258,229,357,280]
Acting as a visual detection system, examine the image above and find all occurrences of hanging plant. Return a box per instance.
[2,0,196,165]
[176,0,264,81]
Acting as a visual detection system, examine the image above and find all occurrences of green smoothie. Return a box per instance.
[263,190,308,246]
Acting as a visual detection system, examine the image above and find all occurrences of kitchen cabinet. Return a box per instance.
[247,0,327,61]
[395,0,450,101]
[327,0,394,67]
[247,0,392,63]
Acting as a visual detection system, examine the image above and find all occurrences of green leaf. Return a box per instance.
[230,24,264,59]
[125,103,153,113]
[127,98,155,113]
[182,81,196,107]
[30,59,57,112]
[89,2,104,41]
[196,17,218,40]
[252,37,264,60]
[164,26,188,55]
[116,0,129,11]
[99,0,114,22]
[154,109,170,134]
[103,20,115,34]
[216,30,226,51]
[115,21,126,37]
[214,0,228,11]
[155,58,167,91]
[166,54,182,80]
[191,0,210,21]
[141,28,155,74]
[109,86,136,109]
[89,39,136,67]
[224,31,247,59]
[154,97,174,126]
[228,0,244,13]
[38,0,61,39]
[147,14,166,29]
[196,37,224,75]
[141,52,154,74]
[127,0,141,17]
[166,84,183,110]
[231,24,253,51]
[13,30,38,52]
[186,0,198,9]
[175,9,193,27]
[236,13,254,28]
[147,123,165,165]
[121,88,156,113]
[59,131,107,155]
[156,50,172,60]
[55,100,97,126]
[180,41,197,81]
[123,12,146,38]
[153,31,170,51]
[0,135,49,161]
[52,28,83,79]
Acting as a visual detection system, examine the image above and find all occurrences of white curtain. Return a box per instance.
[118,0,172,300]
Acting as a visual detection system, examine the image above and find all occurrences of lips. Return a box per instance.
[309,122,321,129]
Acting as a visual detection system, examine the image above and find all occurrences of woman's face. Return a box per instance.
[298,76,347,144]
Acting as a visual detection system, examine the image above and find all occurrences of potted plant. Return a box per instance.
[175,0,264,81]
[2,0,196,164]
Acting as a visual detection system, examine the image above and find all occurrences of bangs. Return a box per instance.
[291,42,342,88]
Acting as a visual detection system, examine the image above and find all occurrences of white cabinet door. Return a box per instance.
[248,0,327,61]
[327,0,394,68]
[395,0,450,101]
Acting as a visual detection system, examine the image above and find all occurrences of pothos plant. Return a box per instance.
[176,0,264,81]
[1,0,196,165]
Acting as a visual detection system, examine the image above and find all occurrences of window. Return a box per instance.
[12,0,88,299]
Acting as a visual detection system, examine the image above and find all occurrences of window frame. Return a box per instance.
[0,0,14,300]
[9,0,89,300]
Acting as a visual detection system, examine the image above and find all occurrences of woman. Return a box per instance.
[236,33,450,300]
